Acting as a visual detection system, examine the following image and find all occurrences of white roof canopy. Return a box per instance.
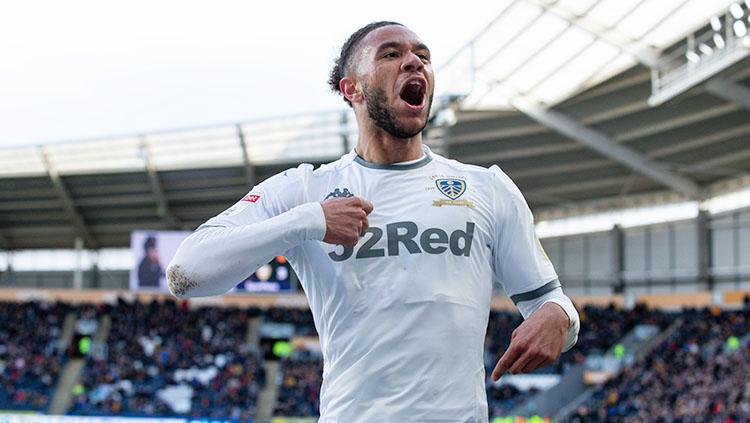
[437,0,737,108]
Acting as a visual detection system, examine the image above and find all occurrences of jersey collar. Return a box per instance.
[351,145,433,171]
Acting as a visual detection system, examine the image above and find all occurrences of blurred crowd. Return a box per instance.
[71,299,265,421]
[0,301,69,411]
[3,298,750,422]
[273,349,323,417]
[483,303,673,417]
[573,307,750,422]
[264,306,318,336]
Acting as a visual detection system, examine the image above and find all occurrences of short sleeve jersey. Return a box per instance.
[203,145,557,423]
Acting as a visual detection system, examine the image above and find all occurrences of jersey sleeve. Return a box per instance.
[489,165,558,296]
[200,163,315,229]
[166,164,326,298]
[489,166,579,351]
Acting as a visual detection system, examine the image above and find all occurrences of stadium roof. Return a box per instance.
[437,0,739,108]
[1,0,749,249]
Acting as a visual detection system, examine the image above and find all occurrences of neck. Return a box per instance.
[354,115,424,164]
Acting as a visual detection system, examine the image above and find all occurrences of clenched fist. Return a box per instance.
[321,197,374,246]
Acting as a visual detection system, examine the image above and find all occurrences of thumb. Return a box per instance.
[361,199,374,215]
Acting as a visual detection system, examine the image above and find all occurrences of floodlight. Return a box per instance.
[710,16,722,31]
[730,3,744,19]
[685,50,700,63]
[714,33,726,48]
[699,43,713,55]
[734,20,748,37]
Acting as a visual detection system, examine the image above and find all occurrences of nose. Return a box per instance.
[401,51,424,73]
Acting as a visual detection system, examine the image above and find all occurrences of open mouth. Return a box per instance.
[399,79,426,108]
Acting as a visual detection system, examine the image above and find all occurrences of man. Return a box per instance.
[167,21,579,422]
[137,236,163,288]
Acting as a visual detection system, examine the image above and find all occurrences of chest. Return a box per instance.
[312,170,494,263]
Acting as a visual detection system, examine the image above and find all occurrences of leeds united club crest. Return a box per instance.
[433,178,475,208]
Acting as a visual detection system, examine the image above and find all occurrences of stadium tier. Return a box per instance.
[0,301,69,411]
[1,294,747,421]
[572,307,750,422]
[72,300,264,420]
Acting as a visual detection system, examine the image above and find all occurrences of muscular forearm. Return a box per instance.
[166,202,325,298]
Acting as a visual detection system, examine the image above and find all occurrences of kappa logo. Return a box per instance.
[324,188,354,200]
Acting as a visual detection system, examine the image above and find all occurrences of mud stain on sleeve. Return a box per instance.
[166,265,198,297]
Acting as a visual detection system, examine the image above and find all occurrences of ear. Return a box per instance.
[340,76,363,105]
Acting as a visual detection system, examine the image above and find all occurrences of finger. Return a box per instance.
[491,343,521,381]
[491,360,505,382]
[508,350,536,374]
[361,199,374,215]
[361,218,369,234]
[520,355,547,374]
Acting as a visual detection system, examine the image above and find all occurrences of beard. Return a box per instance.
[362,83,432,139]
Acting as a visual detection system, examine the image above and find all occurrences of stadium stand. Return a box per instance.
[0,301,69,411]
[273,348,323,417]
[2,291,750,421]
[483,304,673,417]
[572,307,750,422]
[264,306,318,337]
[70,299,265,421]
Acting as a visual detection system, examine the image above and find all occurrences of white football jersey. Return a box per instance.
[198,145,574,423]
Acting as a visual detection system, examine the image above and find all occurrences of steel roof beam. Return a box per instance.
[519,0,648,95]
[705,78,750,111]
[612,103,741,143]
[40,149,99,248]
[526,175,633,197]
[460,142,580,163]
[141,139,180,229]
[512,98,701,198]
[523,0,668,67]
[236,125,257,189]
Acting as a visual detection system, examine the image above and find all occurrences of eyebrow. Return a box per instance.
[375,41,431,55]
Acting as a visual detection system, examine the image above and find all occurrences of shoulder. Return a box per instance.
[429,151,497,178]
[431,152,527,208]
[312,153,357,176]
[430,152,519,195]
[257,163,316,190]
[255,153,356,200]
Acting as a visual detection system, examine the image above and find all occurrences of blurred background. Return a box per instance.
[1,0,750,421]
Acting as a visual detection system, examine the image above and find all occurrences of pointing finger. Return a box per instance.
[492,342,522,381]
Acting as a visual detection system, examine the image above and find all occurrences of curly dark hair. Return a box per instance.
[328,21,404,107]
